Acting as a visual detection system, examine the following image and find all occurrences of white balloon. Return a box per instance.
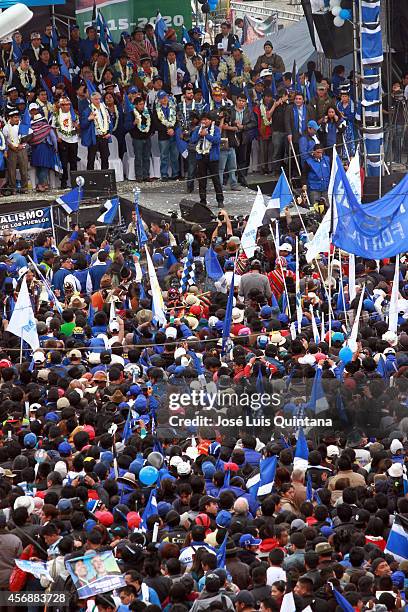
[332,6,342,15]
[333,16,345,26]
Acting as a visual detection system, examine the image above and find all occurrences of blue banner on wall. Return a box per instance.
[0,207,53,234]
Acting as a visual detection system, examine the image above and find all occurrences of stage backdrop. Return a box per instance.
[75,0,192,41]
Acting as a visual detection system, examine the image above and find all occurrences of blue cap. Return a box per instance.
[57,499,72,512]
[320,525,334,538]
[100,451,113,464]
[134,395,147,410]
[153,253,164,265]
[129,455,144,476]
[128,384,141,396]
[58,441,72,456]
[257,335,269,349]
[332,332,345,343]
[239,533,262,547]
[24,433,37,448]
[216,510,232,528]
[16,98,25,104]
[260,305,273,318]
[87,500,100,513]
[45,412,60,422]
[363,299,375,312]
[128,85,138,94]
[202,461,216,479]
[157,501,172,517]
[307,120,319,131]
[157,90,168,100]
[84,519,97,532]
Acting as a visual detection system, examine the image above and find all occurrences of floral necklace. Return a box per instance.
[17,66,35,90]
[260,101,272,126]
[54,109,77,137]
[156,100,176,128]
[94,63,107,83]
[196,121,215,155]
[117,62,132,85]
[134,106,151,133]
[107,105,119,132]
[37,98,52,120]
[91,102,110,134]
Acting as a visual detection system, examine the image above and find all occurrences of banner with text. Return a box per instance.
[0,207,53,234]
[75,0,192,42]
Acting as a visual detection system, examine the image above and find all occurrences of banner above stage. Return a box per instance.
[331,152,408,258]
[0,207,52,234]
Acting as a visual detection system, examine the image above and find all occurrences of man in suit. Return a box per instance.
[228,94,257,187]
[214,22,239,55]
[25,32,44,67]
[190,111,224,208]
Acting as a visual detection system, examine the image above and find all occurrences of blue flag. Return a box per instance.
[175,126,188,159]
[163,246,178,269]
[221,270,235,353]
[306,472,313,501]
[140,488,158,531]
[309,72,317,99]
[384,514,408,562]
[294,427,309,468]
[19,105,31,136]
[155,12,168,44]
[87,302,95,326]
[85,78,97,94]
[51,25,58,50]
[12,39,22,64]
[333,588,356,612]
[97,198,120,224]
[180,244,195,293]
[97,11,110,55]
[204,247,224,281]
[40,78,53,102]
[216,533,228,570]
[199,69,210,107]
[58,52,71,82]
[305,367,329,413]
[182,26,191,43]
[336,390,348,424]
[266,170,293,215]
[135,196,148,247]
[56,185,83,214]
[122,409,133,442]
[223,469,230,488]
[248,455,277,499]
[336,281,347,313]
[271,291,280,312]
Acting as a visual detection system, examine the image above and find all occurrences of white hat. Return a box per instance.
[279,243,293,253]
[55,461,68,478]
[327,445,340,457]
[170,456,183,468]
[208,316,219,328]
[174,347,187,360]
[382,330,398,347]
[177,461,191,475]
[383,347,396,356]
[29,103,39,111]
[33,351,45,364]
[298,354,316,366]
[14,496,35,515]
[390,439,404,454]
[260,68,273,78]
[165,326,177,339]
[232,307,244,323]
[388,463,403,478]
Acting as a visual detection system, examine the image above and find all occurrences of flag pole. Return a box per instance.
[19,335,23,364]
[282,167,334,319]
[338,249,349,330]
[269,224,292,318]
[289,140,302,176]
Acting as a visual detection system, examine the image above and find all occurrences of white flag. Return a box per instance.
[7,277,39,351]
[241,187,265,258]
[349,254,356,302]
[348,284,365,353]
[281,591,296,612]
[388,255,400,334]
[145,246,167,326]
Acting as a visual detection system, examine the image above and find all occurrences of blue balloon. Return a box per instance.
[339,346,353,364]
[208,0,218,10]
[139,465,158,485]
[339,8,351,20]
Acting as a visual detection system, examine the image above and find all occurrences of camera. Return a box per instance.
[218,212,225,222]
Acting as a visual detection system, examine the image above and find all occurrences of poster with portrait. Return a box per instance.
[65,550,126,598]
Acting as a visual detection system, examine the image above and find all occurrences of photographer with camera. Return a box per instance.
[383,81,407,165]
[177,82,200,194]
[218,102,241,191]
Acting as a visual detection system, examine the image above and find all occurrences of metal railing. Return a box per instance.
[229,1,303,22]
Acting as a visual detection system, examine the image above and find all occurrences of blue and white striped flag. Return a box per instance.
[247,455,277,499]
[56,185,82,215]
[384,514,408,562]
[179,244,195,293]
[97,197,120,224]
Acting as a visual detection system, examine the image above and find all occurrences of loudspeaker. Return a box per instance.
[70,170,117,199]
[362,172,404,203]
[179,198,215,223]
[312,12,353,59]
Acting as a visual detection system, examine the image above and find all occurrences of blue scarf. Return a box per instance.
[293,105,306,134]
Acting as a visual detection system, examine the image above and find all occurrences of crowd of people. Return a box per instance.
[0,15,406,612]
[0,18,378,204]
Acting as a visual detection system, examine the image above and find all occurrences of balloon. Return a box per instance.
[208,0,218,10]
[331,6,341,15]
[333,16,345,26]
[339,8,351,19]
[139,465,158,485]
[339,346,353,363]
[35,449,48,464]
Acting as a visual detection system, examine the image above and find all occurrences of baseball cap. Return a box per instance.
[308,120,319,130]
[235,591,255,606]
[239,534,261,547]
[216,510,232,528]
[95,510,114,527]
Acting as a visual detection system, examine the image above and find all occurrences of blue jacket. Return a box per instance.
[52,268,71,297]
[79,38,99,61]
[306,154,331,192]
[243,447,262,469]
[190,125,221,161]
[161,58,190,91]
[87,262,111,293]
[80,106,113,147]
[299,134,316,167]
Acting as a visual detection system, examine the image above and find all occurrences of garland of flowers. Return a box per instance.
[155,99,176,128]
[37,99,52,120]
[107,105,119,132]
[94,63,107,83]
[134,106,151,133]
[54,109,78,138]
[260,101,272,126]
[91,103,110,134]
[116,62,132,85]
[17,66,36,91]
[196,121,215,155]
[226,53,251,86]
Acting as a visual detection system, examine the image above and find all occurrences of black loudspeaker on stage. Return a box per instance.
[312,12,353,59]
[70,170,117,199]
[362,172,404,203]
[179,198,215,223]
